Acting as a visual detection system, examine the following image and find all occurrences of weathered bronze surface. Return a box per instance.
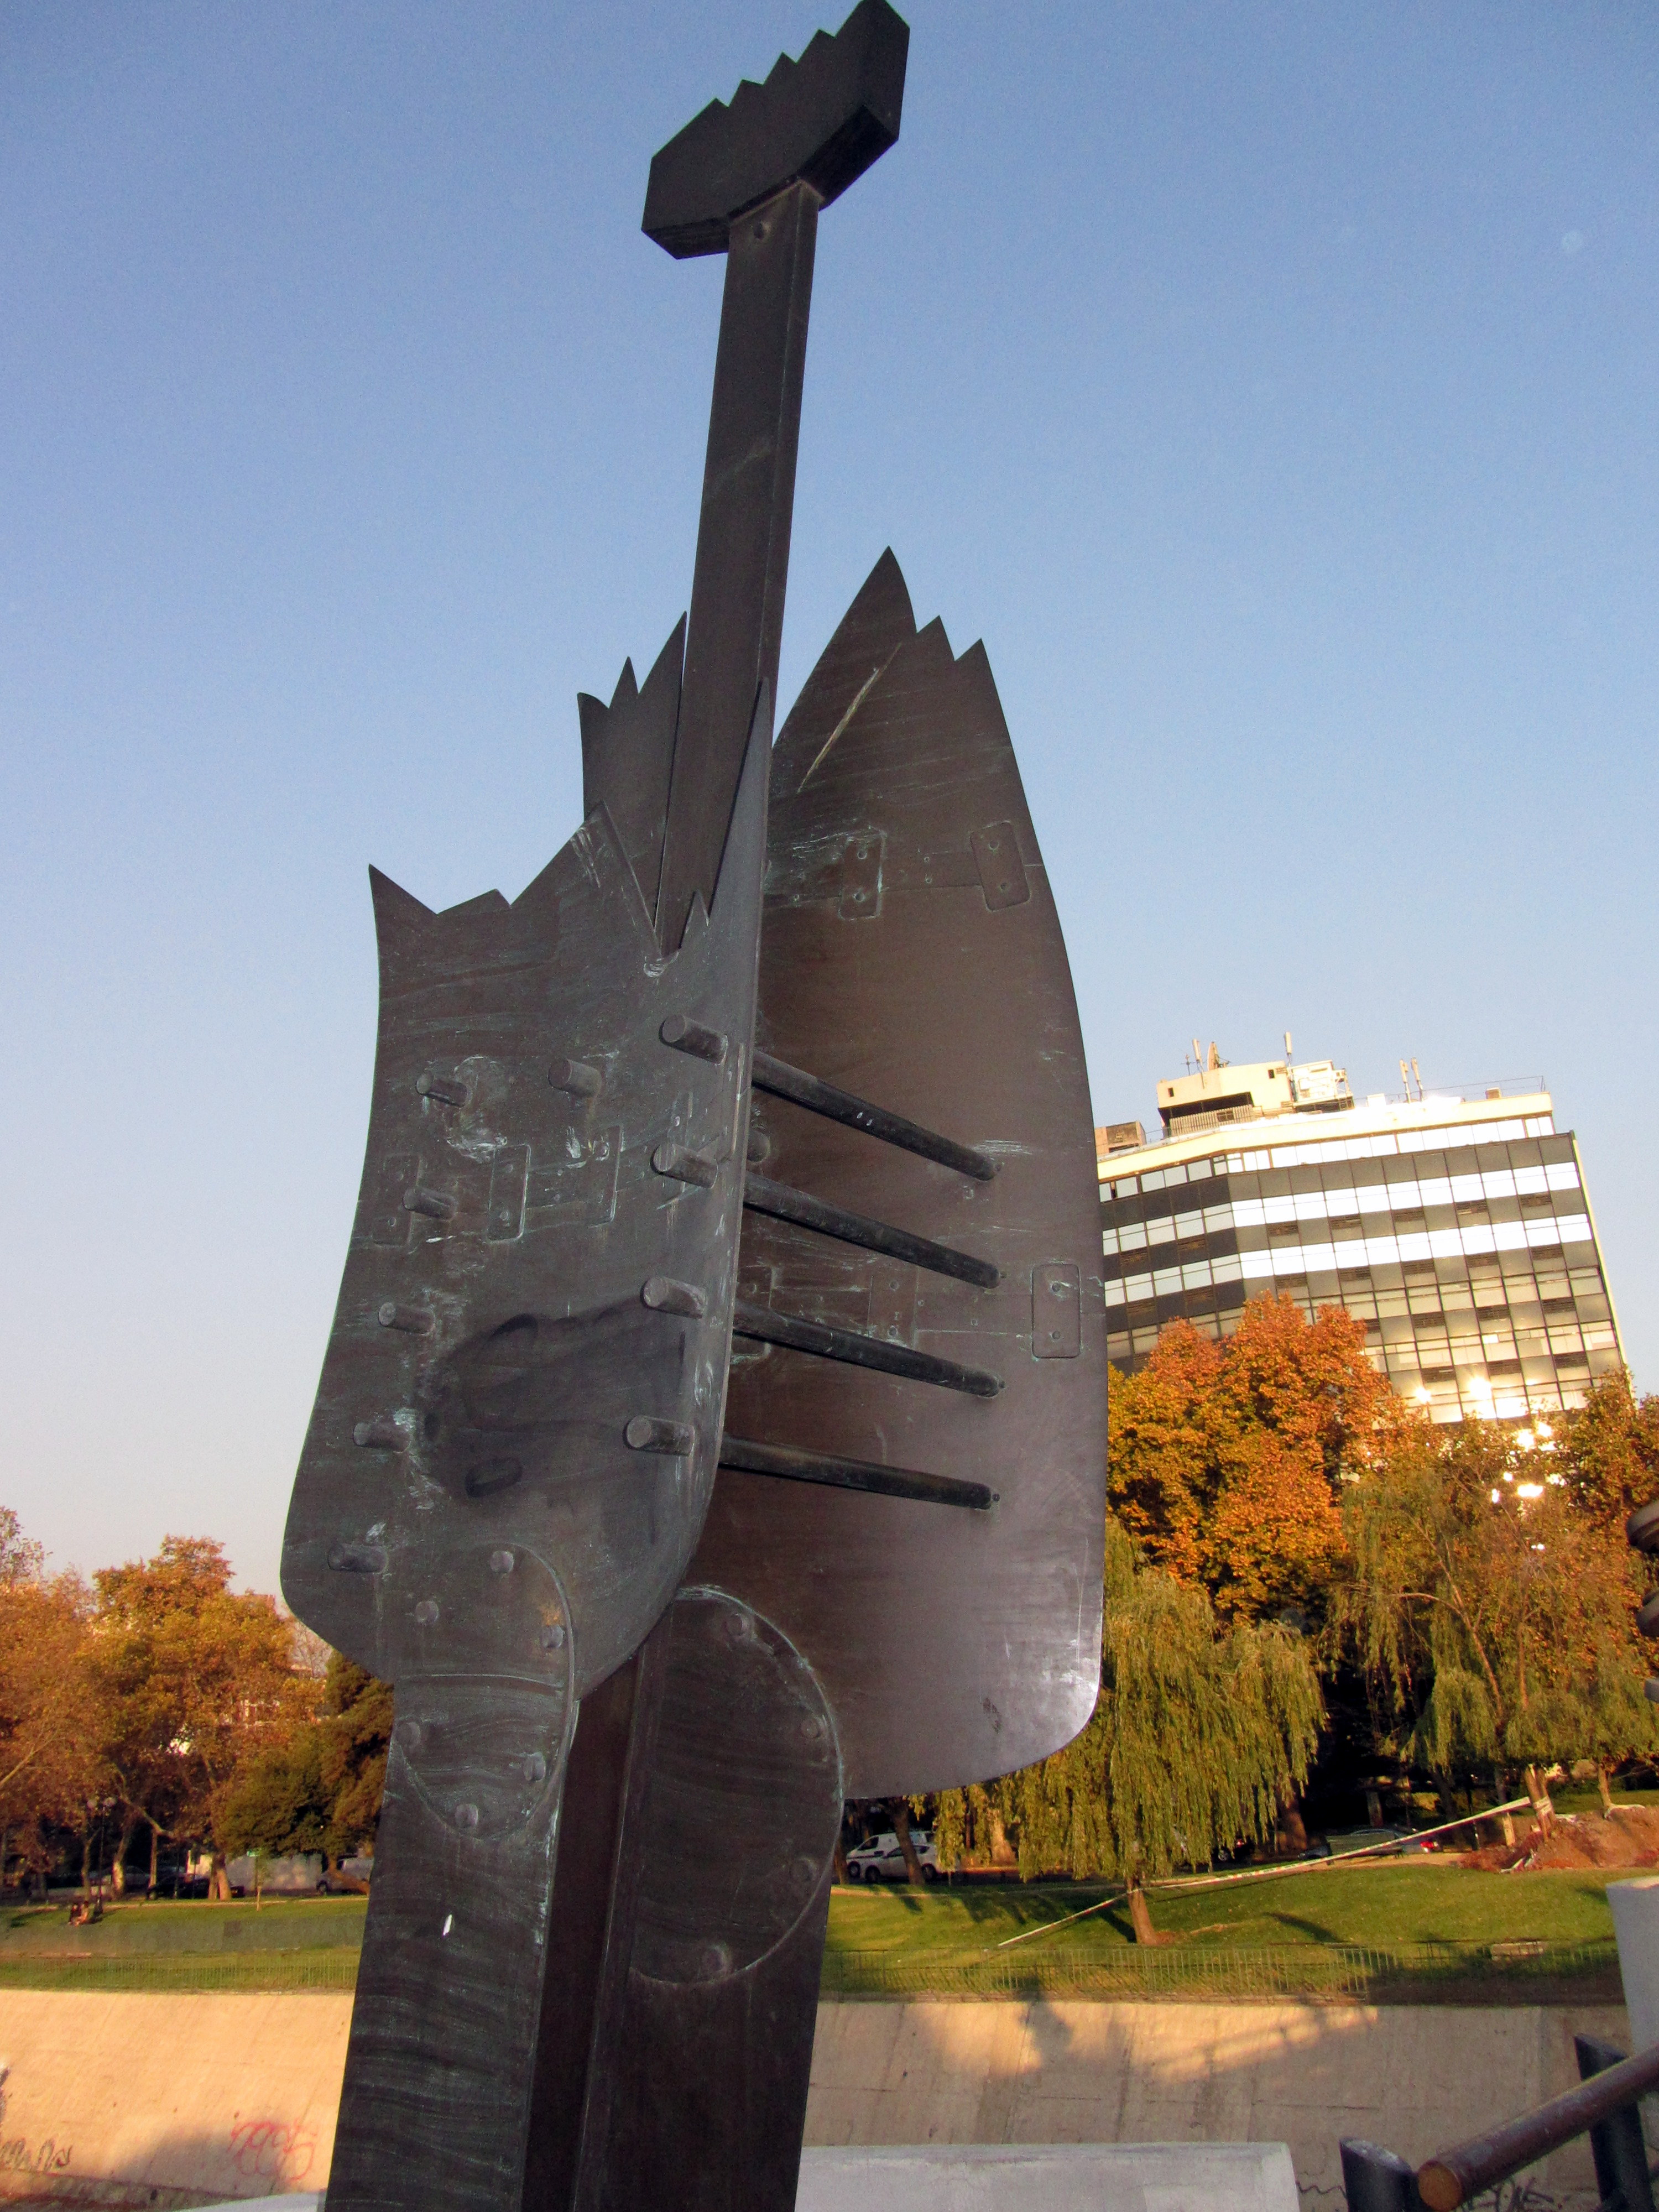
[282,5,1106,2209]
[707,549,1108,1799]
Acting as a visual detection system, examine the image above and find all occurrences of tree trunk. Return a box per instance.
[891,1801,926,1887]
[1523,1765,1554,1834]
[1127,1877,1173,1947]
[1599,1765,1615,1816]
[147,1821,160,1897]
[987,1807,1018,1869]
[81,1828,93,1898]
[1364,1787,1383,1829]
[832,1836,848,1886]
[210,1851,232,1902]
[111,1812,138,1897]
[1277,1791,1308,1856]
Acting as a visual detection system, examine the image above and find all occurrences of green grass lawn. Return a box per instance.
[0,1862,1634,2000]
[0,1895,367,1955]
[825,1862,1627,1961]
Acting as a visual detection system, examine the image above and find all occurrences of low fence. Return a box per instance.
[820,1939,1622,2003]
[0,1936,1620,2000]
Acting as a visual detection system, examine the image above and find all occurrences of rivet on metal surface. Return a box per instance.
[625,1415,696,1455]
[326,1541,387,1574]
[745,1124,772,1165]
[466,1457,522,1499]
[549,1056,603,1098]
[539,1621,566,1651]
[659,1013,728,1063]
[723,1609,757,1646]
[651,1142,719,1188]
[399,1719,423,1750]
[523,1752,547,1784]
[454,1803,479,1832]
[403,1184,458,1221]
[352,1416,408,1450]
[377,1301,435,1335]
[799,1713,825,1744]
[700,1942,733,1978]
[641,1275,708,1318]
[489,1548,516,1576]
[415,1072,471,1108]
[414,1598,440,1627]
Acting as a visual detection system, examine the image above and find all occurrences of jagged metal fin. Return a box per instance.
[369,865,437,992]
[579,619,685,936]
[773,547,915,796]
[643,0,909,258]
[701,560,1108,1801]
[710,679,773,924]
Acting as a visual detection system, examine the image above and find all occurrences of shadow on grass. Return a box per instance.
[1254,1912,1346,1944]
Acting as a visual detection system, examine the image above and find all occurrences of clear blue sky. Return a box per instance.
[4,2,1655,1592]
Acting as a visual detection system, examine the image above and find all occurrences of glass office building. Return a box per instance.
[1098,1055,1624,1423]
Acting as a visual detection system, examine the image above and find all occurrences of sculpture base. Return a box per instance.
[797,2143,1298,2209]
[189,2141,1297,2212]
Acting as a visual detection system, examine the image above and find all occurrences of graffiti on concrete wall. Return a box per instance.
[228,2116,319,2187]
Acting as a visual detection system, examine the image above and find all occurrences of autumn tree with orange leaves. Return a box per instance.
[1107,1293,1415,1626]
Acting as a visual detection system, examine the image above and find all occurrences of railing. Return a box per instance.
[1343,2036,1659,2212]
[0,1934,1622,2002]
[820,1940,1617,2004]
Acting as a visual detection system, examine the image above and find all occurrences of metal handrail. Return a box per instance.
[1417,2041,1659,2210]
[1343,2035,1659,2212]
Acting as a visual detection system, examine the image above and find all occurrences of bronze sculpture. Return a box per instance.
[283,7,1107,2206]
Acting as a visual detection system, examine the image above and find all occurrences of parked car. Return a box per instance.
[845,1830,940,1883]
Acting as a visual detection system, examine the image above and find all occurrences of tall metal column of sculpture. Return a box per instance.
[282,7,1108,2210]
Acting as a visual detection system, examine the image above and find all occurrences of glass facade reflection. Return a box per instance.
[1098,1089,1624,1422]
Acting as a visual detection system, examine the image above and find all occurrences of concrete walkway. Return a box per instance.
[0,1992,1628,2210]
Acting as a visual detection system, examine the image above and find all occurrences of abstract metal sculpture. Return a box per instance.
[282,7,1107,2208]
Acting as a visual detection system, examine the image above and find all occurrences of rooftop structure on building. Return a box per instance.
[1095,1045,1624,1424]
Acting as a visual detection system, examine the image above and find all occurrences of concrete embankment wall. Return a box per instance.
[0,1992,1629,2211]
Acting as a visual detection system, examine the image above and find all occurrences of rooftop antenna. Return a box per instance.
[1206,1040,1222,1072]
[1411,1058,1423,1098]
[1284,1030,1292,1060]
[1191,1036,1202,1074]
[1399,1058,1412,1099]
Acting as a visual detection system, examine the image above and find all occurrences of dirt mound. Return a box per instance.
[1459,1808,1659,1872]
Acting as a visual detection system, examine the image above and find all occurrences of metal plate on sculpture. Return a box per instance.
[700,550,1108,1796]
[282,703,769,1705]
[629,1587,841,1984]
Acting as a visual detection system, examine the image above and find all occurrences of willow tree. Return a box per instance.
[932,1521,1323,1940]
[1329,1416,1659,1808]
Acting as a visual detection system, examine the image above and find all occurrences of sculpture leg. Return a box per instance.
[520,1587,842,2212]
[520,1624,671,2212]
[327,1677,572,2212]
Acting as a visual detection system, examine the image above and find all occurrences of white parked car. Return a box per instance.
[844,1830,940,1883]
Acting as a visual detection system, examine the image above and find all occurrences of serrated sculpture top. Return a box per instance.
[643,0,907,258]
